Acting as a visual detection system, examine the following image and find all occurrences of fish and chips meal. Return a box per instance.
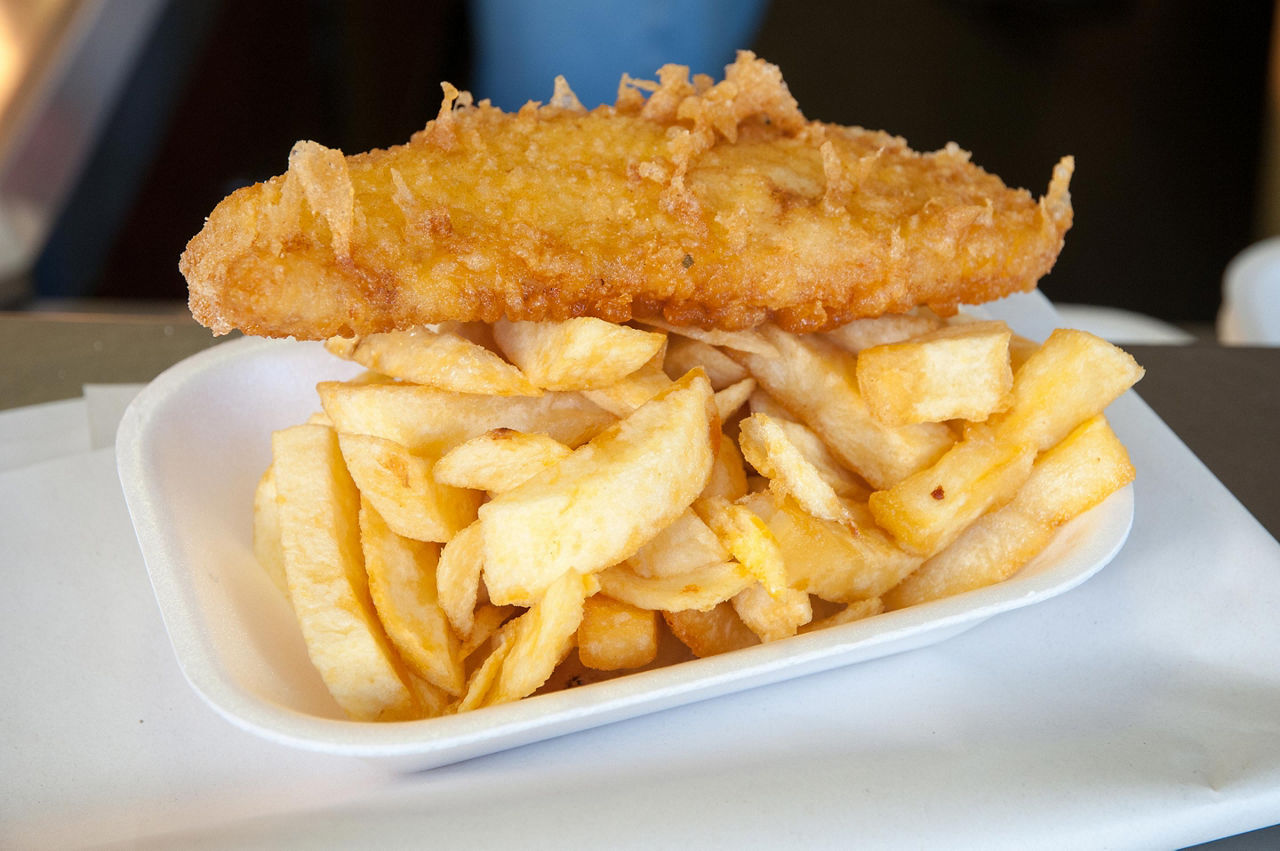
[182,52,1143,721]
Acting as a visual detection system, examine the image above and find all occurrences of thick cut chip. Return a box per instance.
[253,465,290,597]
[743,492,921,602]
[700,433,749,501]
[493,317,666,391]
[868,425,1035,556]
[855,320,1014,425]
[729,325,954,489]
[663,336,749,389]
[713,377,756,423]
[597,560,754,612]
[694,495,787,595]
[337,432,480,542]
[581,346,674,416]
[325,327,540,395]
[636,318,778,357]
[578,595,659,671]
[770,417,871,500]
[407,673,454,718]
[436,520,486,639]
[434,429,572,494]
[885,415,1135,608]
[738,412,852,524]
[485,570,598,706]
[271,424,419,721]
[801,597,885,632]
[457,629,512,713]
[822,311,944,354]
[360,501,465,697]
[460,604,517,659]
[663,603,760,658]
[628,509,730,579]
[747,388,795,422]
[992,328,1145,451]
[479,370,717,606]
[318,380,613,456]
[732,582,812,642]
[1008,333,1039,372]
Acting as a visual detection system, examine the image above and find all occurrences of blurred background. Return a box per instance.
[1,0,1276,338]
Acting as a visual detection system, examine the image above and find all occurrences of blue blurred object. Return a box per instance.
[469,0,770,110]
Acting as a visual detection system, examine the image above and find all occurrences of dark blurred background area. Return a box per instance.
[1,0,1275,325]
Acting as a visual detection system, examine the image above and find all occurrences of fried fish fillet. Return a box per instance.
[182,52,1073,338]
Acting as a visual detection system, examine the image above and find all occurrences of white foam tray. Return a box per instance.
[117,331,1132,771]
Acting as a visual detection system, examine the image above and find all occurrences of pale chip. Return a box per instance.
[319,380,614,457]
[252,465,290,597]
[664,336,749,389]
[325,327,540,395]
[694,495,787,595]
[738,412,852,524]
[480,370,716,606]
[713,377,756,423]
[434,429,571,494]
[821,311,944,353]
[628,509,730,579]
[485,570,599,707]
[597,560,754,612]
[991,328,1144,452]
[436,520,486,639]
[732,582,812,642]
[360,500,465,698]
[271,424,420,722]
[868,425,1036,557]
[729,325,954,489]
[635,317,778,356]
[337,432,480,543]
[582,345,674,416]
[742,491,921,603]
[855,320,1014,425]
[494,317,666,391]
[700,432,749,501]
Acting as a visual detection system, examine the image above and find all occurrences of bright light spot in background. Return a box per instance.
[0,4,18,118]
[0,1,75,154]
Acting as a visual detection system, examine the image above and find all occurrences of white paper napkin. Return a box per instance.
[0,397,90,472]
[3,314,1278,849]
[83,383,145,449]
[0,449,393,849]
[105,391,1280,851]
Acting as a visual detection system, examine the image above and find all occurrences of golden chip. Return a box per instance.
[252,464,290,598]
[855,320,1014,425]
[337,432,480,543]
[480,370,716,606]
[578,595,659,671]
[319,380,613,457]
[271,424,420,722]
[884,415,1135,608]
[325,327,540,395]
[663,604,760,658]
[360,500,464,698]
[434,429,572,494]
[729,325,954,489]
[494,317,666,391]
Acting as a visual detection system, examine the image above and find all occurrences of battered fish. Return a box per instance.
[182,52,1073,338]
